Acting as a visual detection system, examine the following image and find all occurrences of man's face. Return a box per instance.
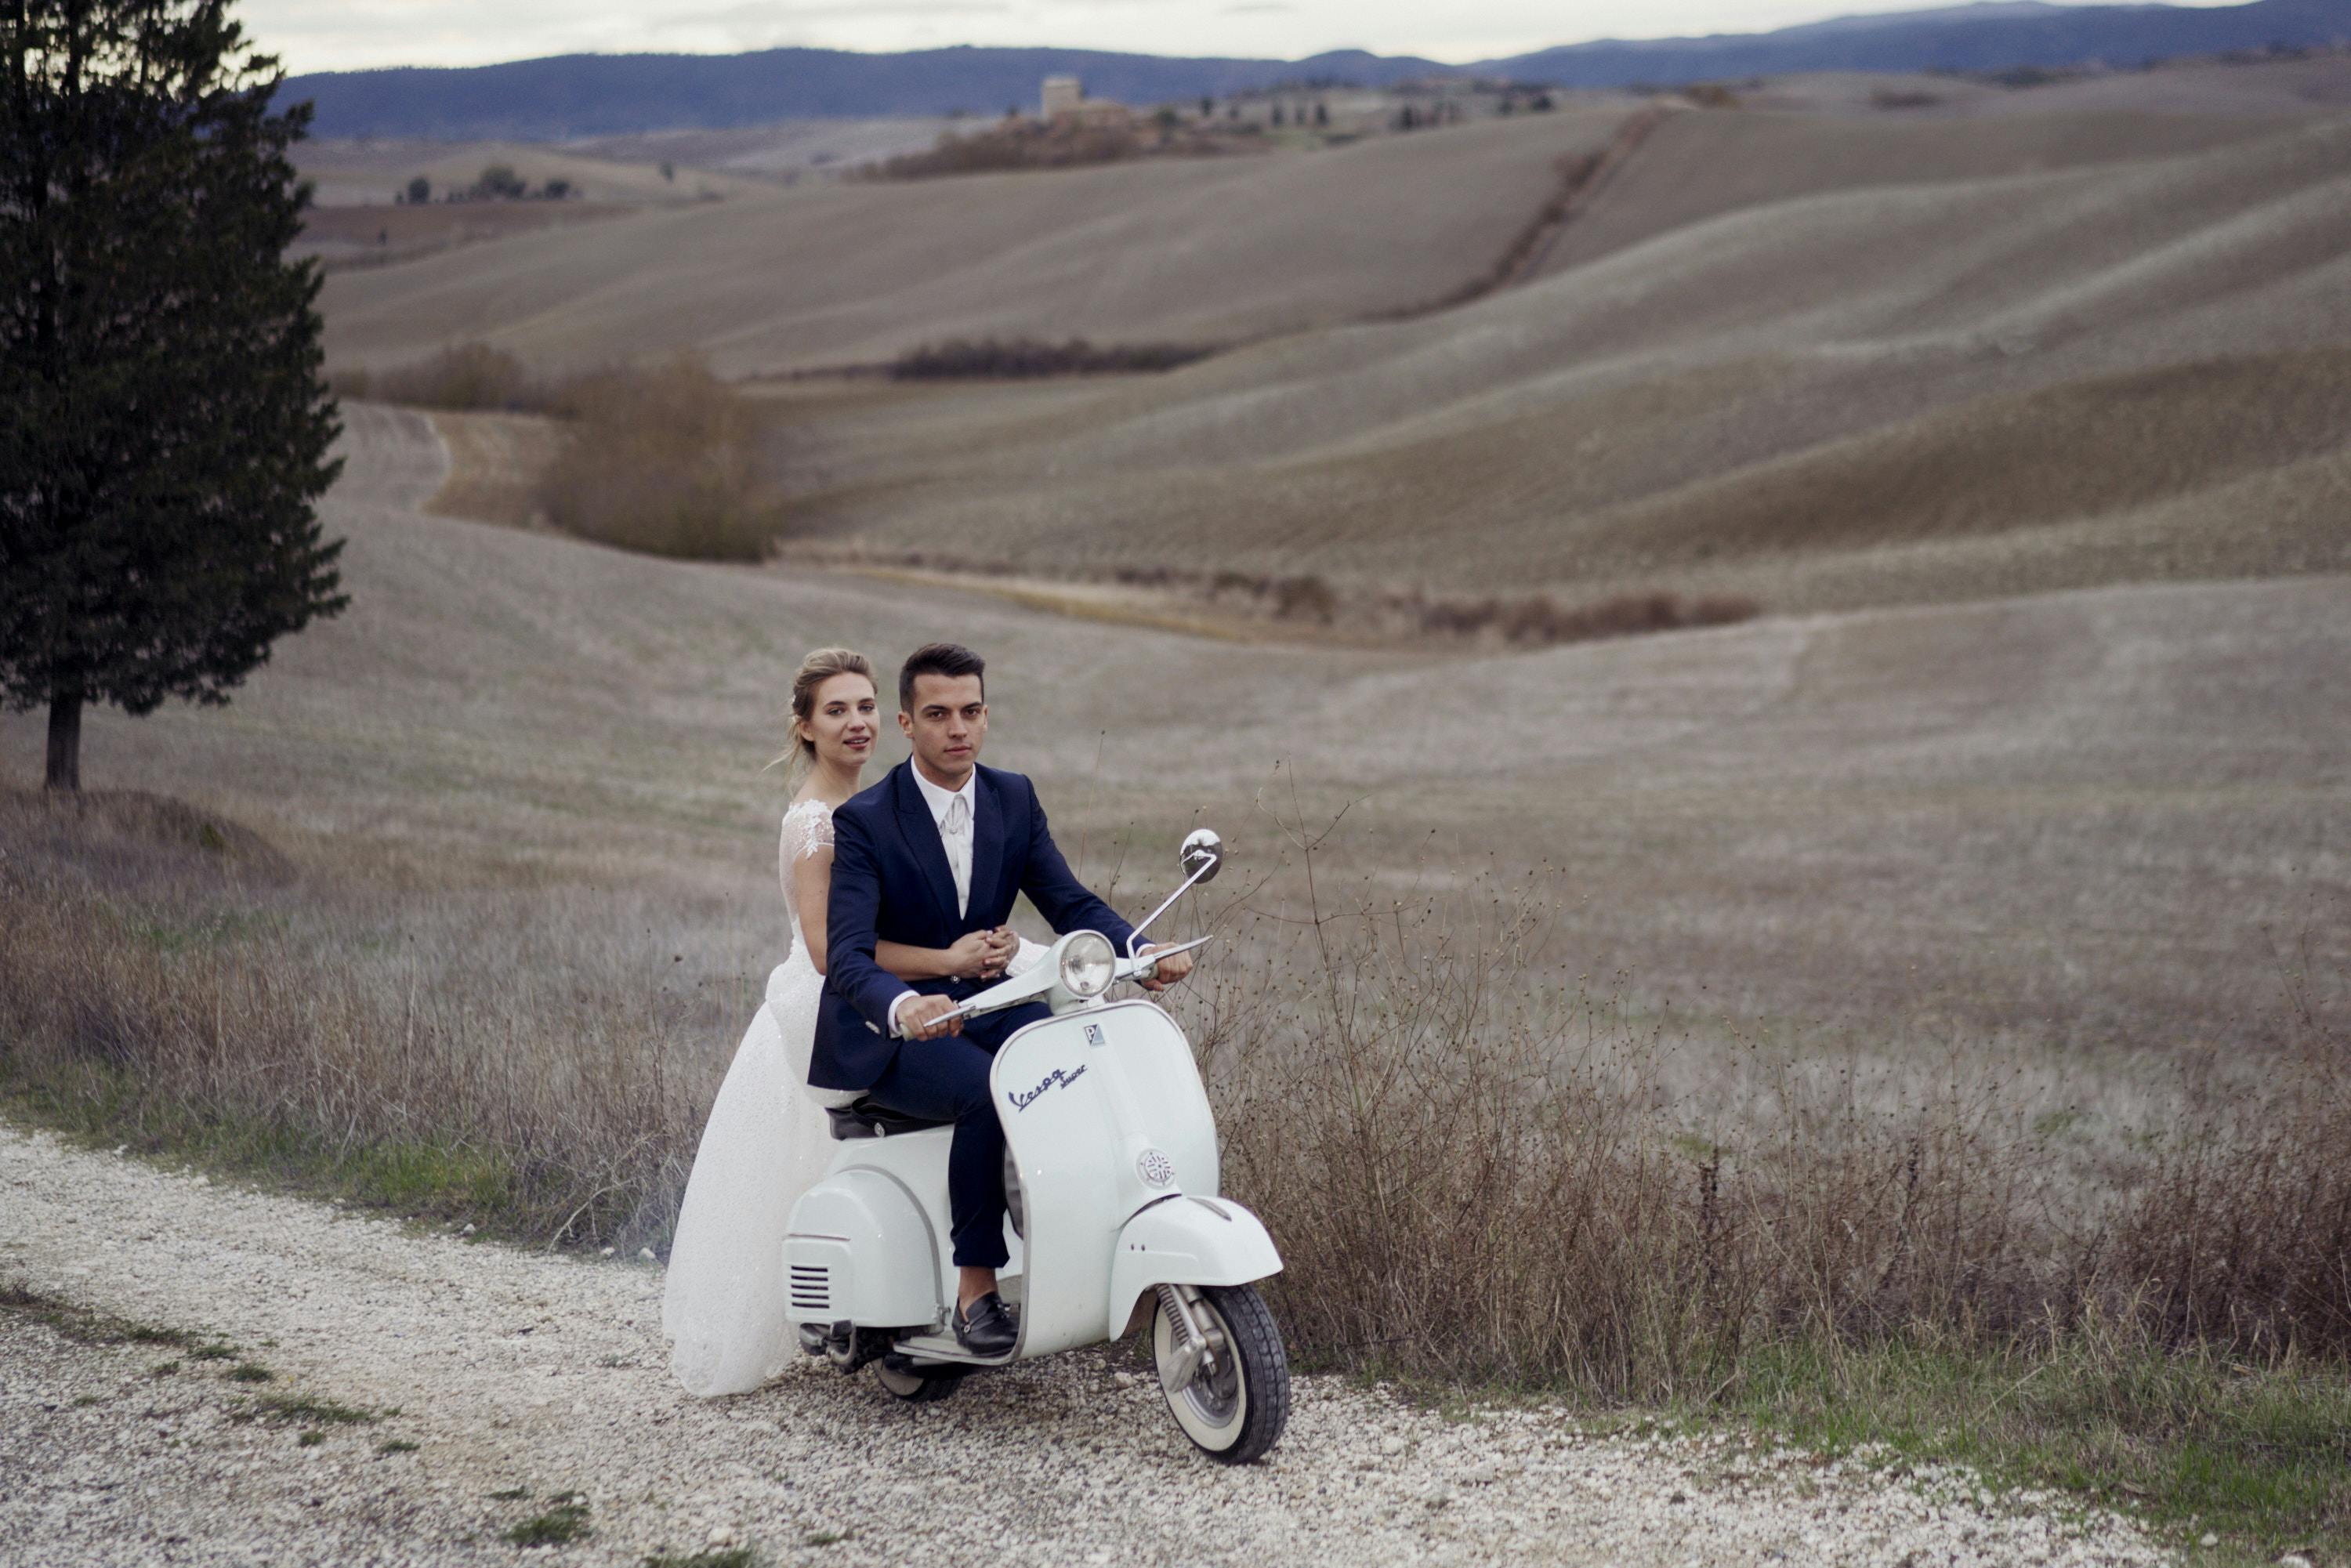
[900,672,987,782]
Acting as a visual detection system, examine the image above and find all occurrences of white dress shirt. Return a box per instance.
[888,766,980,1037]
[909,763,978,918]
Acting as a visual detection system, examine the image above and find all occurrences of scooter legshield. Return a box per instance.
[1104,1194,1281,1342]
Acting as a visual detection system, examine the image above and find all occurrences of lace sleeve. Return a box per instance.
[777,800,835,900]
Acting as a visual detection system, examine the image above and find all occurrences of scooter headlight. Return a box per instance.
[1057,931,1115,999]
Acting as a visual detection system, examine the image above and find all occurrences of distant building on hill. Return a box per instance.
[1040,74,1129,129]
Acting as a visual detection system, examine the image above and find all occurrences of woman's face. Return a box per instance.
[802,672,878,770]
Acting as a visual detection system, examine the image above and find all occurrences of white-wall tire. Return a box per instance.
[1152,1284,1290,1464]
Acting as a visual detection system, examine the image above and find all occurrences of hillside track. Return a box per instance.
[0,1124,2175,1567]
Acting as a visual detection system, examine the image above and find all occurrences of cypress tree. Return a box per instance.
[1,0,345,792]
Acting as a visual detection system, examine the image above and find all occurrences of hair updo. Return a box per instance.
[777,646,875,784]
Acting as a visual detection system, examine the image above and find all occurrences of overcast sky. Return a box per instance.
[253,0,2241,77]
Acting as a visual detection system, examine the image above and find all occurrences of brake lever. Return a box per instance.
[1125,933,1214,982]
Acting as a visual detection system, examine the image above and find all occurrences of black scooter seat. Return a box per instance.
[825,1097,955,1140]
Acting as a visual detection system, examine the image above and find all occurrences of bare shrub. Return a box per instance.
[2,786,2346,1388]
[365,344,538,412]
[863,117,1245,180]
[533,357,784,560]
[890,338,1216,379]
[1185,812,2351,1389]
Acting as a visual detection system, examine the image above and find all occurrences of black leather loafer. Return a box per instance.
[954,1291,1018,1356]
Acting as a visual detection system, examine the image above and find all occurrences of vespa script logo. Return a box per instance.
[1008,1063,1088,1113]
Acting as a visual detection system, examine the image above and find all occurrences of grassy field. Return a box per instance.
[319,107,1639,375]
[13,56,2351,1553]
[4,409,2346,1552]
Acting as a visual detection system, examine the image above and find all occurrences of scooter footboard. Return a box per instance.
[1105,1195,1282,1341]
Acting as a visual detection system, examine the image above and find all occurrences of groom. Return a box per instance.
[814,642,1194,1355]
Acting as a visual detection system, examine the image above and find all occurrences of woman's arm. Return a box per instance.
[789,846,1009,980]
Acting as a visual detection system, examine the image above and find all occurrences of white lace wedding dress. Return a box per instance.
[662,797,857,1397]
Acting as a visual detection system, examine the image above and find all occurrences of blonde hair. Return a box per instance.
[774,647,876,785]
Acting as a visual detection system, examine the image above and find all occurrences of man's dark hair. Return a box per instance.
[899,643,987,711]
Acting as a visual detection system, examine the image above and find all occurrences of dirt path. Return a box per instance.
[1,1124,2168,1567]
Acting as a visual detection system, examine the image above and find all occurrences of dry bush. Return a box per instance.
[533,357,784,560]
[890,338,1217,380]
[1384,587,1759,646]
[360,343,542,413]
[6,787,2343,1394]
[1182,822,2351,1389]
[864,118,1244,180]
[0,788,737,1250]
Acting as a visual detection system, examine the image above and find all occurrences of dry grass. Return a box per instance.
[5,411,2349,1549]
[293,201,632,272]
[422,411,564,530]
[295,139,772,211]
[752,114,2351,614]
[320,110,1634,376]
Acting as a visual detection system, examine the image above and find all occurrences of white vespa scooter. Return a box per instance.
[783,829,1291,1463]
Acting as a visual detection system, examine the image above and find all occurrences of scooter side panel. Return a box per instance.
[782,1164,944,1330]
[991,1001,1219,1356]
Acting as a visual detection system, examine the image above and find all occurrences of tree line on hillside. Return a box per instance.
[393,166,582,205]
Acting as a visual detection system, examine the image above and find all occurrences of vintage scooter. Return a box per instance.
[783,829,1291,1464]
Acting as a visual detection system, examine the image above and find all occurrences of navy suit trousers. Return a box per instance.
[864,1002,1049,1269]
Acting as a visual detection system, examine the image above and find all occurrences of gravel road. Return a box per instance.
[0,1124,2171,1567]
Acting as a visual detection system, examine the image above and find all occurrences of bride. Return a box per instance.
[663,646,1020,1397]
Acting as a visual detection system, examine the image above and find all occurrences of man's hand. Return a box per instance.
[1136,943,1194,993]
[900,994,965,1040]
[943,927,1018,980]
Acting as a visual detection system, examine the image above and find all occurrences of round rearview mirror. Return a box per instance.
[1179,828,1224,885]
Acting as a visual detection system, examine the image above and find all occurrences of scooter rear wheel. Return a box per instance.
[1153,1283,1290,1464]
[874,1355,964,1403]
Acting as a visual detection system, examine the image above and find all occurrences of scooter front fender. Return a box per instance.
[1105,1194,1282,1341]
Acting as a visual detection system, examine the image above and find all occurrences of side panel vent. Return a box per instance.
[788,1264,831,1316]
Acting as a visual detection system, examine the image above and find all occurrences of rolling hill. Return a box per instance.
[282,1,2351,139]
[740,100,2351,614]
[319,108,1639,374]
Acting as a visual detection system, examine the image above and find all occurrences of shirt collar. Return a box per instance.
[909,761,976,826]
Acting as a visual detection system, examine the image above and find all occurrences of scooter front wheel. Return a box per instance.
[1152,1283,1290,1464]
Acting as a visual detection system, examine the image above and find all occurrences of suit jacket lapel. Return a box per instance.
[892,762,963,932]
[969,769,1005,924]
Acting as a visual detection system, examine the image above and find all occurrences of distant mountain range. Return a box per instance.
[285,0,2351,141]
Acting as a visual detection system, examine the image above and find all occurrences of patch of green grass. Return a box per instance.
[151,1360,180,1376]
[0,1280,200,1349]
[505,1496,591,1547]
[243,1392,385,1426]
[188,1343,235,1361]
[804,1529,852,1547]
[297,1430,324,1447]
[0,1063,519,1228]
[488,1486,531,1501]
[1680,1331,2351,1562]
[378,1438,421,1455]
[70,1392,103,1407]
[225,1362,273,1383]
[643,1552,752,1568]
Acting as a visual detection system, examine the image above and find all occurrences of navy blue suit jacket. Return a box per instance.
[812,760,1137,1092]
